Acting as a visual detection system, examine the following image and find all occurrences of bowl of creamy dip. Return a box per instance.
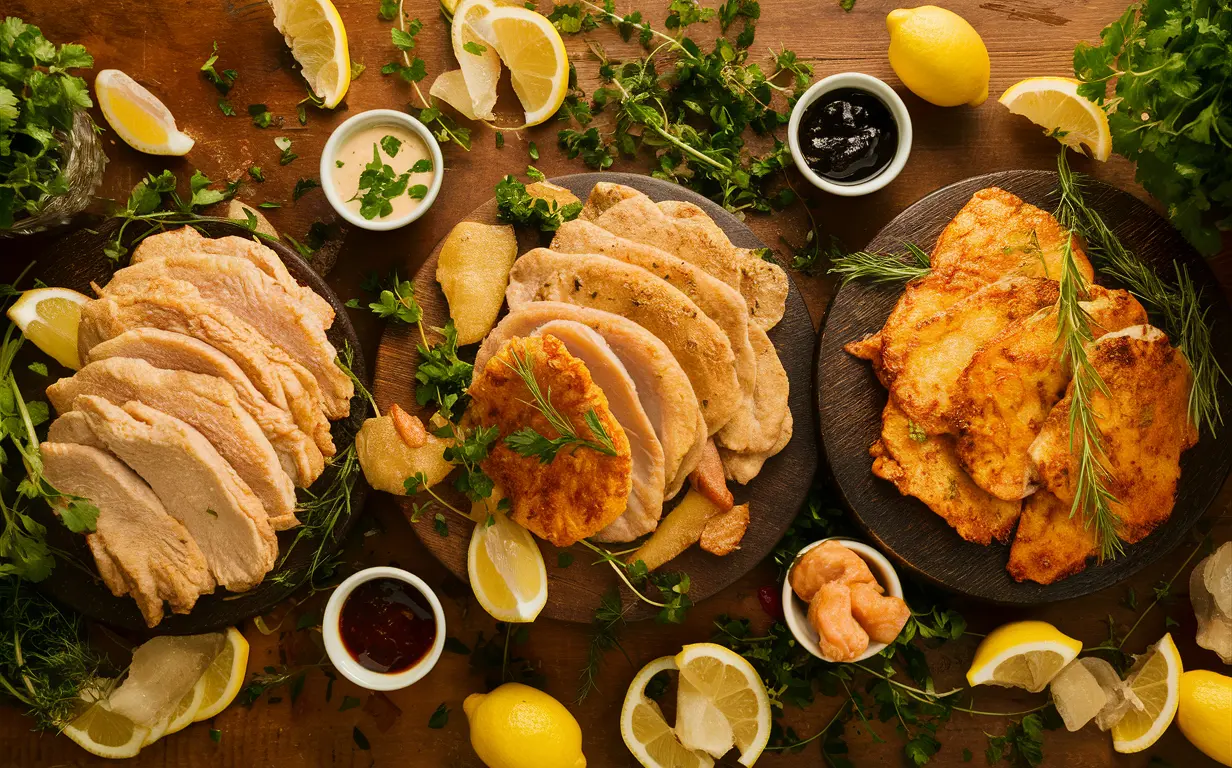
[321,109,444,231]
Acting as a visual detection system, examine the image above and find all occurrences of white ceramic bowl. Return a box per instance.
[781,537,905,662]
[320,109,444,231]
[323,566,446,691]
[786,72,912,197]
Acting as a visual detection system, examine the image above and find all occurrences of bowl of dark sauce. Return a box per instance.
[788,73,912,196]
[324,567,446,690]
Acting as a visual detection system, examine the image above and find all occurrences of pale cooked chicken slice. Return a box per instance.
[41,441,215,626]
[132,227,335,328]
[551,219,757,405]
[101,255,352,418]
[72,396,277,591]
[953,287,1147,500]
[1028,325,1198,544]
[475,302,706,497]
[534,321,666,542]
[890,276,1059,435]
[507,249,741,435]
[719,409,792,485]
[871,399,1021,544]
[48,357,298,529]
[1007,490,1098,585]
[717,325,789,454]
[79,278,335,457]
[89,329,325,487]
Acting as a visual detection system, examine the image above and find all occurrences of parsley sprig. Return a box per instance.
[378,0,471,150]
[494,175,583,232]
[500,345,618,463]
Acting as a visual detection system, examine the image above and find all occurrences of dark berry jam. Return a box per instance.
[797,87,898,183]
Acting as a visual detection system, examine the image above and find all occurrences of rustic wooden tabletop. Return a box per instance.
[1,0,1229,766]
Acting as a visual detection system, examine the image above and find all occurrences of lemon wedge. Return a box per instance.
[95,70,194,156]
[1112,633,1183,753]
[430,70,481,121]
[162,676,207,737]
[999,77,1112,161]
[7,287,89,370]
[269,0,351,108]
[451,0,501,120]
[473,6,568,127]
[621,656,715,768]
[966,620,1083,693]
[674,643,771,766]
[467,509,548,622]
[193,627,249,722]
[63,701,150,759]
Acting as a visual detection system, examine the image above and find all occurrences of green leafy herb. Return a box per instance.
[528,141,539,160]
[275,136,297,165]
[495,131,505,149]
[526,165,546,182]
[218,98,236,117]
[463,41,487,55]
[907,421,927,443]
[557,552,574,568]
[349,144,413,219]
[209,728,222,743]
[292,177,320,201]
[248,166,265,183]
[500,345,619,462]
[428,702,449,728]
[258,201,280,209]
[247,104,274,128]
[200,41,237,94]
[495,175,582,231]
[829,243,931,286]
[379,6,471,150]
[576,589,630,702]
[350,60,365,80]
[380,134,402,157]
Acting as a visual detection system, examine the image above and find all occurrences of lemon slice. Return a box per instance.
[621,656,715,768]
[94,70,194,156]
[269,0,351,108]
[163,676,207,737]
[140,713,172,747]
[1112,633,1183,753]
[472,6,568,127]
[430,70,481,121]
[193,627,249,722]
[999,77,1112,162]
[7,287,89,370]
[62,702,150,759]
[674,643,771,766]
[451,0,501,120]
[467,510,548,622]
[966,620,1083,693]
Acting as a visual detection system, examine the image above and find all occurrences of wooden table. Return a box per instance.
[2,0,1229,766]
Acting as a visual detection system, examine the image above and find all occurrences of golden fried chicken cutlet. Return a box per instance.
[871,399,1021,544]
[1007,490,1099,585]
[953,287,1147,500]
[1028,325,1198,544]
[466,335,632,547]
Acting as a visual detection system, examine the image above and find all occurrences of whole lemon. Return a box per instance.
[887,6,990,107]
[1177,670,1232,766]
[463,683,586,768]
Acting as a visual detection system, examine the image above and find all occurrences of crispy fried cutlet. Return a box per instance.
[1028,325,1198,544]
[871,399,1021,545]
[1007,490,1098,585]
[953,287,1148,500]
[466,335,632,547]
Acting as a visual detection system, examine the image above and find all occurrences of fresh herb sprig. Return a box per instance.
[828,243,931,286]
[379,0,472,150]
[500,345,618,463]
[200,41,237,99]
[494,175,583,232]
[575,589,631,702]
[349,144,414,220]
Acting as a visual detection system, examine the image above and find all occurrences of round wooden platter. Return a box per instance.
[30,219,371,635]
[817,170,1232,604]
[373,173,818,623]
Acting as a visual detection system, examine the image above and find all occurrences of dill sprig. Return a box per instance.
[1054,236,1124,561]
[1053,150,1226,436]
[828,243,931,286]
[500,346,619,462]
[270,442,360,590]
[575,589,631,703]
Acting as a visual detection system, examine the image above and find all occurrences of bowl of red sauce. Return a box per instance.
[323,567,446,690]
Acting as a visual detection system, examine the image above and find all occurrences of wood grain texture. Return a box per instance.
[30,219,371,635]
[372,173,818,622]
[818,171,1232,602]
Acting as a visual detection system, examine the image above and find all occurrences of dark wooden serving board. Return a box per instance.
[372,173,818,623]
[816,170,1232,603]
[29,219,371,635]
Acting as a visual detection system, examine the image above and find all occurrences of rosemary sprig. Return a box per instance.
[500,346,619,462]
[828,243,931,286]
[1053,150,1227,436]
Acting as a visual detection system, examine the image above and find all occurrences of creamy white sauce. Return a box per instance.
[332,123,434,220]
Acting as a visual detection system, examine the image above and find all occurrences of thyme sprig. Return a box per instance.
[501,346,618,463]
[828,243,931,286]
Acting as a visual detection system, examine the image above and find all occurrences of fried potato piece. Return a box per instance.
[628,489,722,571]
[699,503,749,556]
[466,335,632,547]
[689,439,734,512]
[891,276,1059,435]
[1007,490,1098,584]
[871,399,1021,544]
[1028,325,1198,544]
[436,221,518,345]
[953,287,1147,500]
[526,180,581,210]
[356,413,453,495]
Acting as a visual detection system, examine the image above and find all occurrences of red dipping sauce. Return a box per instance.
[338,577,437,674]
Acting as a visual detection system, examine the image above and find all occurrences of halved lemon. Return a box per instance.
[472,6,568,127]
[269,0,351,108]
[467,510,548,622]
[7,287,89,370]
[674,643,771,766]
[999,77,1112,162]
[451,0,501,120]
[1112,633,1183,753]
[966,620,1083,693]
[621,656,715,768]
[62,701,150,759]
[95,70,194,156]
[192,627,249,722]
